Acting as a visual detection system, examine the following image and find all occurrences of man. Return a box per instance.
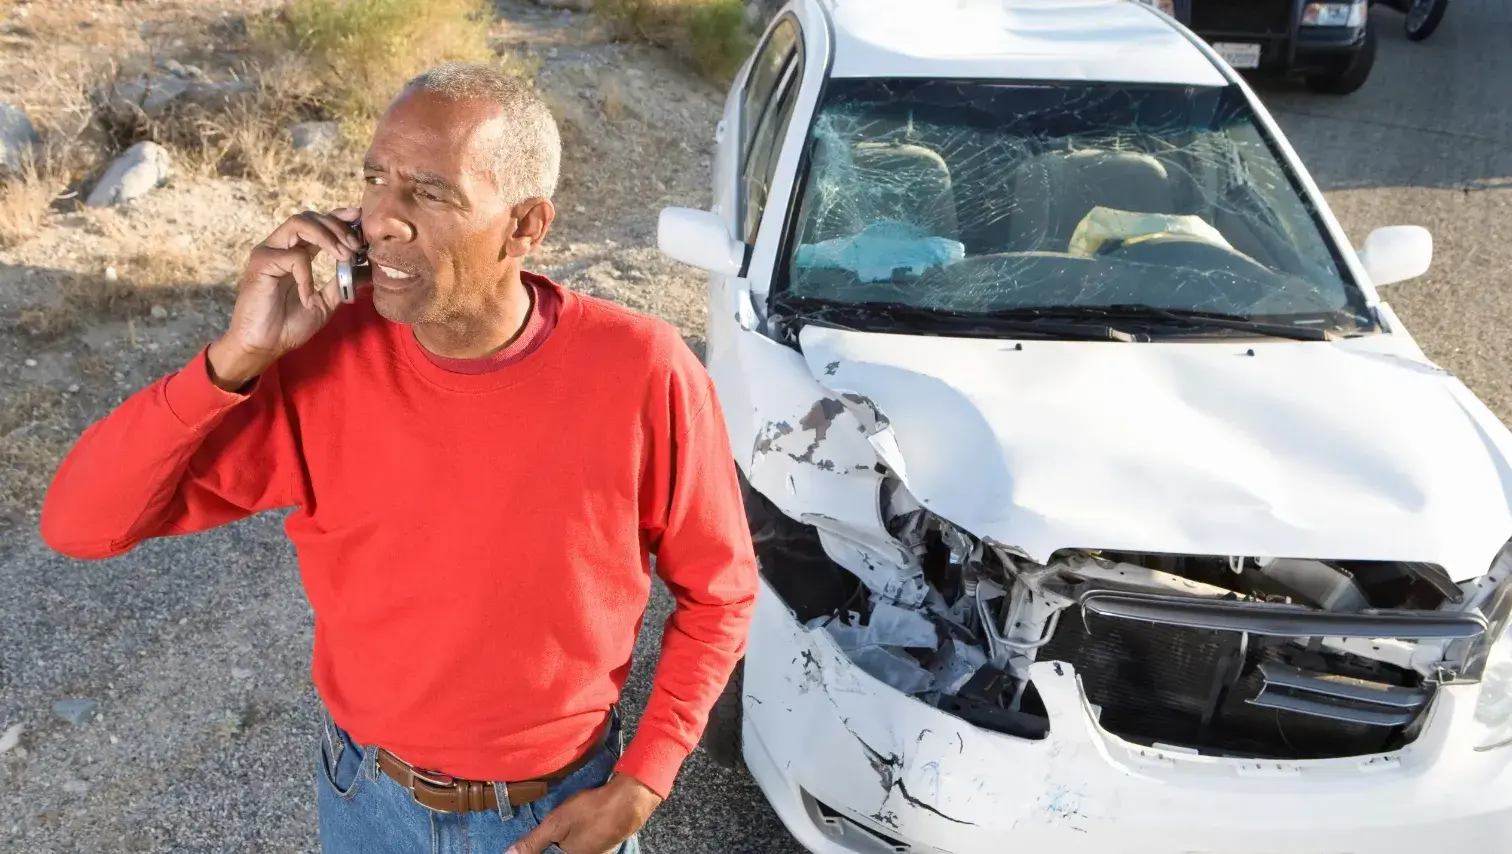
[39,61,758,854]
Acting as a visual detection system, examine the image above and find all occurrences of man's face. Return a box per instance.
[359,91,522,325]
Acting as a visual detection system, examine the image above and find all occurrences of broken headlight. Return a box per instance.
[1472,545,1512,751]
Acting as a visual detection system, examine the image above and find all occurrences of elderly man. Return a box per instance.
[39,62,758,854]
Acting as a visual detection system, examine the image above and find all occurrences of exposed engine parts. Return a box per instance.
[747,474,1508,761]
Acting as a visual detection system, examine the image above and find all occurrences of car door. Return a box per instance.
[711,14,801,260]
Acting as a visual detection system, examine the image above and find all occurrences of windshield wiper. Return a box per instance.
[772,296,1139,342]
[980,304,1338,342]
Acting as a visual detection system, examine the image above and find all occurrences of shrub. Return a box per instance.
[257,0,496,124]
[598,0,752,83]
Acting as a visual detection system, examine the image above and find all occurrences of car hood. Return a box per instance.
[799,326,1512,580]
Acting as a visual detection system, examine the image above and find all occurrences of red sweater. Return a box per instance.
[39,276,758,798]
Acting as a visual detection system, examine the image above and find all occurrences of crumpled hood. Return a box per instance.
[799,326,1512,580]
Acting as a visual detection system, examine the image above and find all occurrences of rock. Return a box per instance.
[289,121,340,153]
[61,779,89,795]
[99,75,252,121]
[149,305,168,319]
[23,359,36,367]
[86,141,171,207]
[53,699,98,725]
[533,0,593,10]
[0,101,40,175]
[231,668,253,680]
[155,59,207,81]
[0,724,22,755]
[104,266,118,282]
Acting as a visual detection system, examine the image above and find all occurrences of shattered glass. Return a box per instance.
[779,79,1374,329]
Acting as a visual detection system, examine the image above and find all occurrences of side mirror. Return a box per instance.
[658,207,746,277]
[1358,225,1433,287]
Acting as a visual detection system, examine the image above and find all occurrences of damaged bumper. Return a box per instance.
[744,579,1512,853]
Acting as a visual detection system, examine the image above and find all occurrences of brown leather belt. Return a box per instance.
[375,728,608,814]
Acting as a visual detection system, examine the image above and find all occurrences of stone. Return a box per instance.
[53,699,98,725]
[533,0,593,10]
[61,779,89,795]
[0,724,22,755]
[156,59,207,81]
[231,668,253,680]
[289,121,341,153]
[104,266,118,282]
[86,141,172,207]
[0,101,40,175]
[99,75,252,122]
[149,305,168,319]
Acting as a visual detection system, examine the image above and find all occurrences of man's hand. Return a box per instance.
[507,774,662,854]
[207,207,363,391]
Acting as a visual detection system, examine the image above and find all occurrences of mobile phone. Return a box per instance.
[336,219,370,303]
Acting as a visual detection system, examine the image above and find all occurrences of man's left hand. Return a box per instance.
[507,773,663,854]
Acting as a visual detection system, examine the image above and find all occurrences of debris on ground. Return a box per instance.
[52,700,98,725]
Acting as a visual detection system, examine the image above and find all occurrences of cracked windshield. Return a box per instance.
[779,79,1376,337]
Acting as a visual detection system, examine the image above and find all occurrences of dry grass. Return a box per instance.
[255,0,495,124]
[13,255,219,340]
[0,56,106,245]
[597,0,750,82]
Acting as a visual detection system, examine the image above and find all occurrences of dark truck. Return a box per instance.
[1138,0,1449,95]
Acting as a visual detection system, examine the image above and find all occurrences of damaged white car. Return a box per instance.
[657,0,1512,851]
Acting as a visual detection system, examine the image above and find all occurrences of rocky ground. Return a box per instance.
[2,0,1511,852]
[0,1,803,852]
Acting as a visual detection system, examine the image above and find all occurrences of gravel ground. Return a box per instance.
[2,0,1511,852]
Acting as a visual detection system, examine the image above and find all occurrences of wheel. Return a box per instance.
[1404,0,1448,40]
[1306,20,1377,95]
[700,657,745,769]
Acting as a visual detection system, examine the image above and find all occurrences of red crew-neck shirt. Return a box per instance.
[419,276,560,374]
[38,275,758,798]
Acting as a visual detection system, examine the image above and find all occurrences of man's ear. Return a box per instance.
[503,197,555,259]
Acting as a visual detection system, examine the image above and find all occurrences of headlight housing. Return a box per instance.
[1472,546,1512,750]
[1302,0,1367,27]
[1474,634,1512,751]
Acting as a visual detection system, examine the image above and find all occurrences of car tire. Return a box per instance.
[700,657,745,770]
[1404,0,1448,40]
[1306,20,1377,95]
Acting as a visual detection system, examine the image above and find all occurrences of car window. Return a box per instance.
[776,79,1373,333]
[742,62,802,243]
[741,18,799,157]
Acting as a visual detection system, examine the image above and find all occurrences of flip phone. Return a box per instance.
[336,219,370,303]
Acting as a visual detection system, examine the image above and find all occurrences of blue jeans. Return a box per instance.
[316,707,640,854]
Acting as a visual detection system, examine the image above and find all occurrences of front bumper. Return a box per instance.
[1190,25,1368,75]
[742,579,1512,854]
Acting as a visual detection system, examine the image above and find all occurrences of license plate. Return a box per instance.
[1213,42,1262,69]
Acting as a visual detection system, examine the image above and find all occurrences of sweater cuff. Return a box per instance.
[614,724,690,800]
[162,347,251,430]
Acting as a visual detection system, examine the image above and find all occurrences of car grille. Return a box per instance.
[1036,610,1407,758]
[1187,0,1296,36]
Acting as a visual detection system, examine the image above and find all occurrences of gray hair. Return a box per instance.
[402,61,561,205]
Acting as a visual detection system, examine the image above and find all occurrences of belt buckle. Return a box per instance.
[409,767,461,812]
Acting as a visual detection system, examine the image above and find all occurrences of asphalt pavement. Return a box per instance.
[1,1,1509,852]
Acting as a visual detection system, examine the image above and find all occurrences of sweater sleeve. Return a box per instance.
[39,346,301,559]
[617,343,759,798]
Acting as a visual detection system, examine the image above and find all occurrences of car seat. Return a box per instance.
[1000,148,1179,252]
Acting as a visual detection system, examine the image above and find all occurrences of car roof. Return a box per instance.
[817,0,1229,87]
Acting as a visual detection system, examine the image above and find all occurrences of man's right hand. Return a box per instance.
[207,207,364,391]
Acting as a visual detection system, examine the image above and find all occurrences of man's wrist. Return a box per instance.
[206,338,272,392]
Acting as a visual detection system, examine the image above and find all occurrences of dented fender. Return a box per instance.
[706,277,928,604]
